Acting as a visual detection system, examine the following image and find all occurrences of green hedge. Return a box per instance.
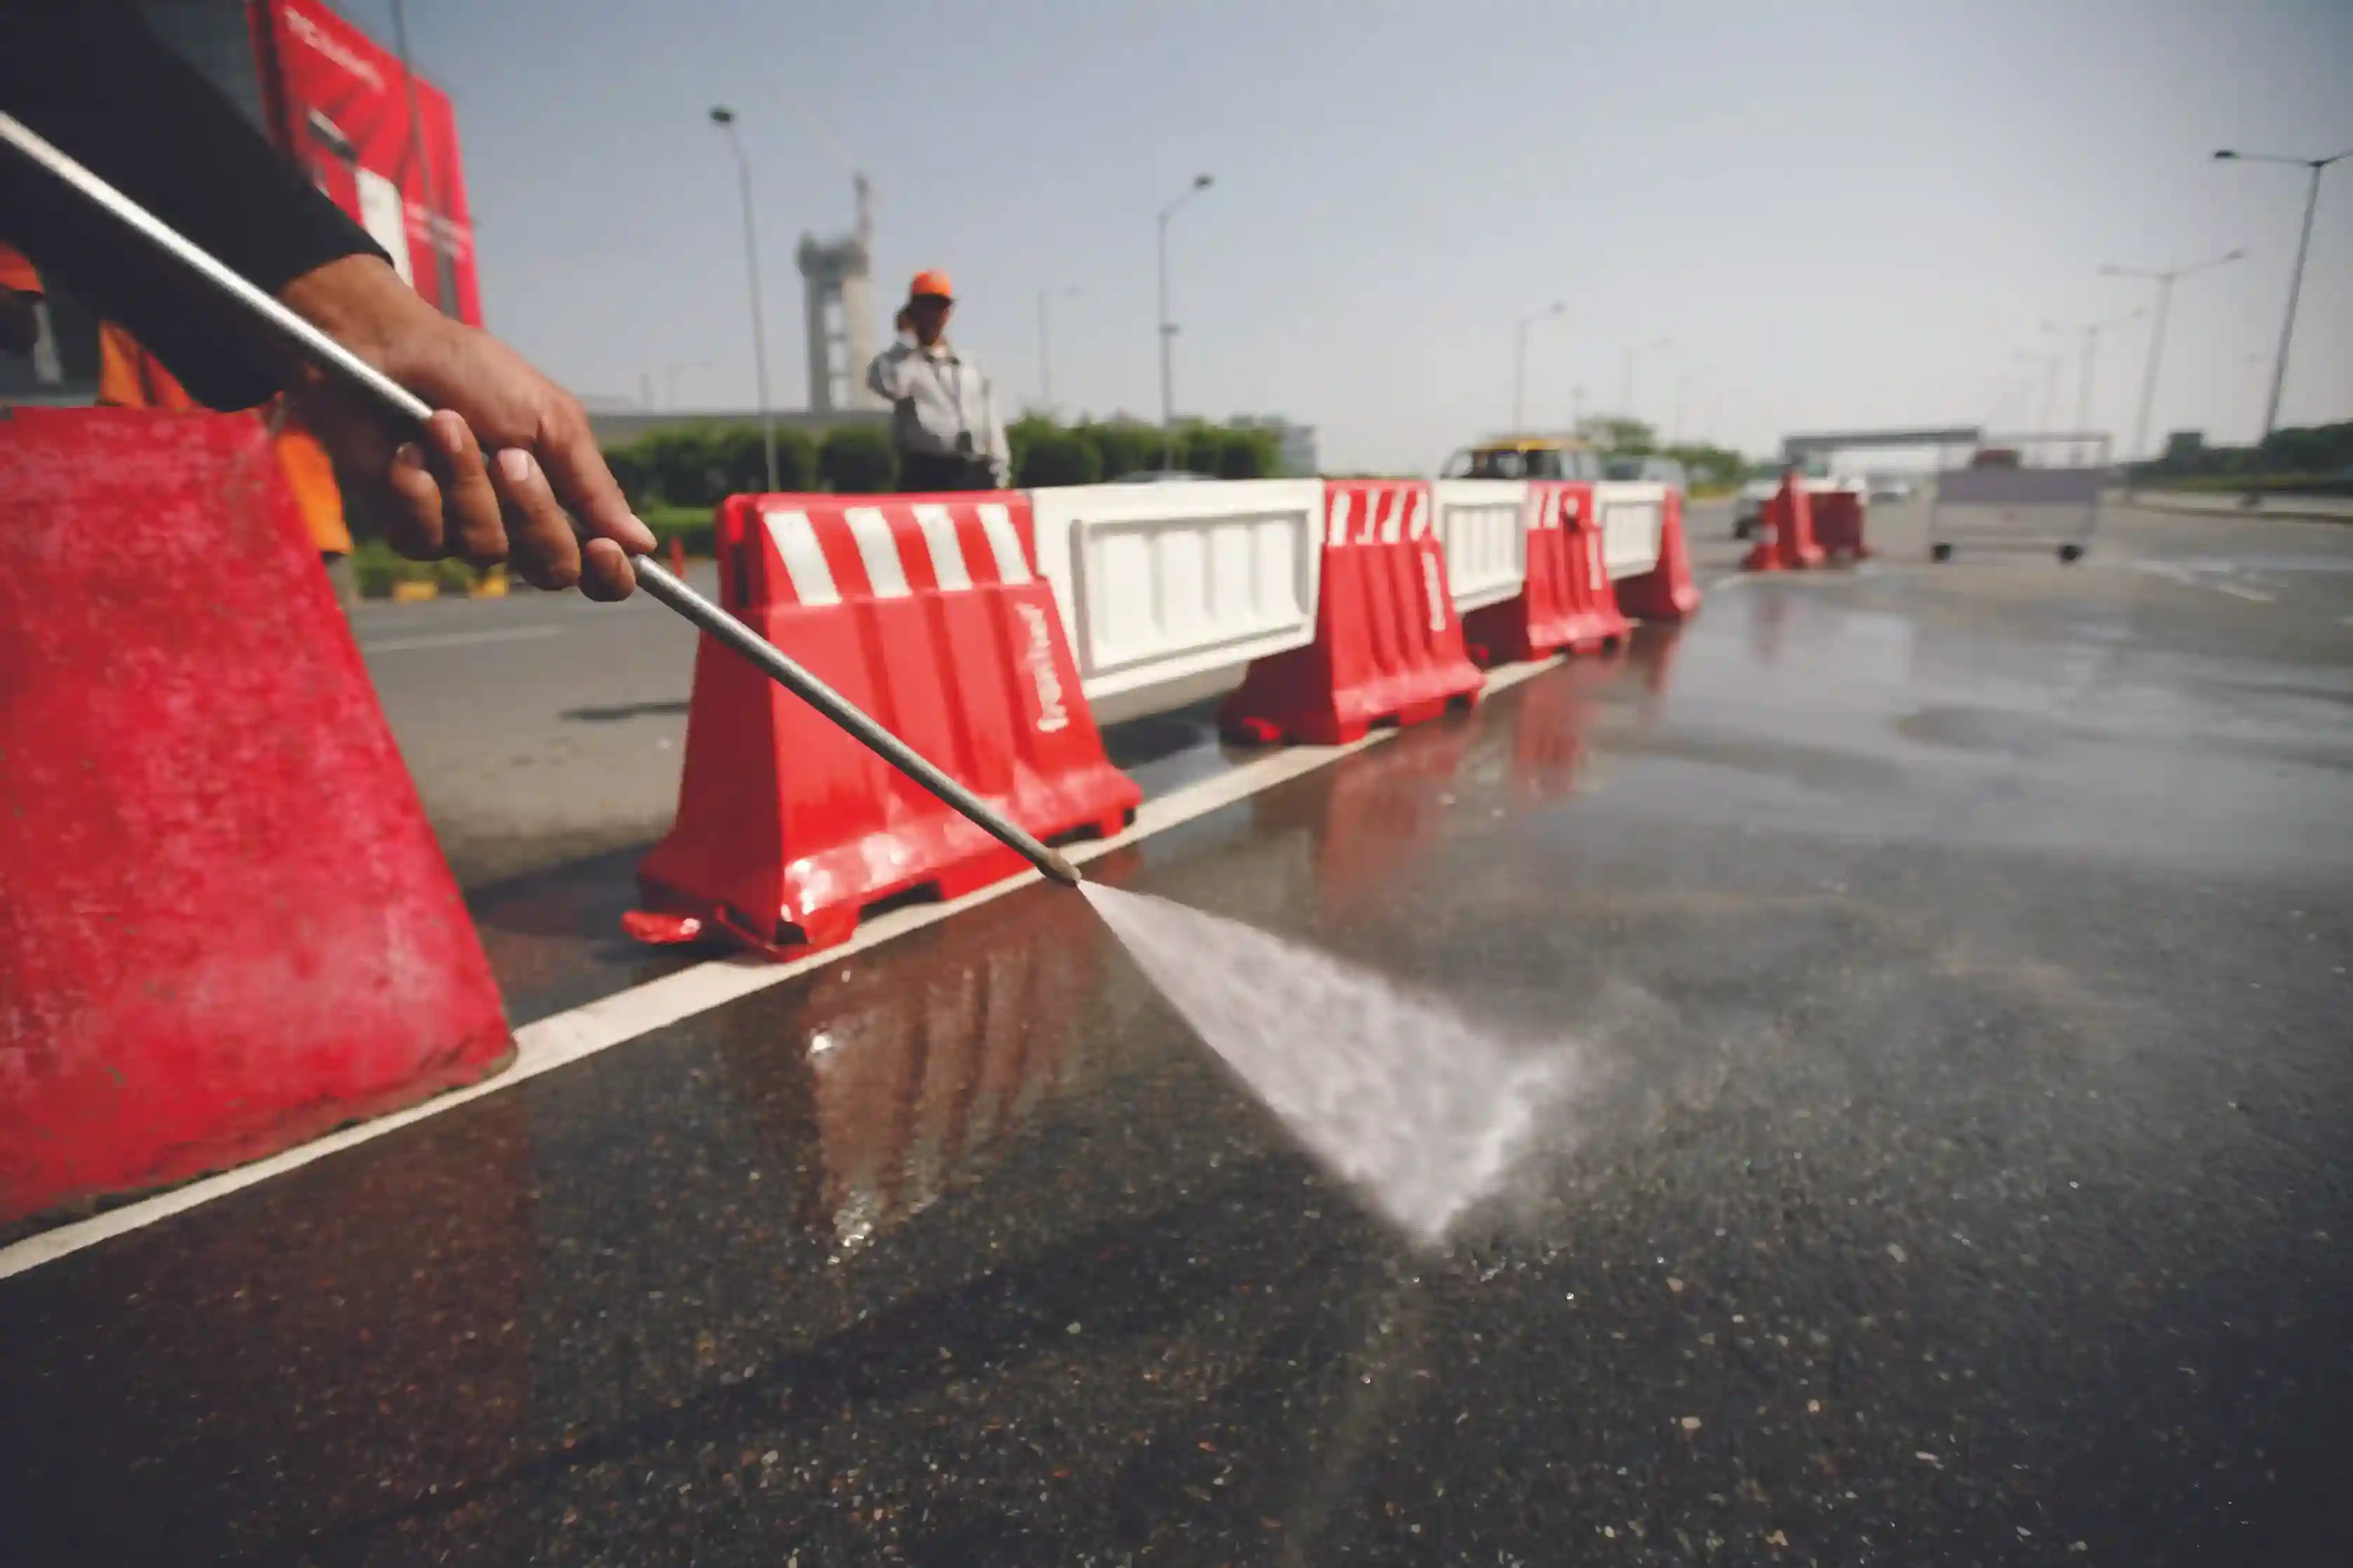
[605,414,1287,512]
[818,424,898,493]
[350,536,504,599]
[639,503,718,558]
[604,422,815,505]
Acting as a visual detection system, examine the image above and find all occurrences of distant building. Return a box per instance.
[1232,414,1319,477]
[795,175,882,416]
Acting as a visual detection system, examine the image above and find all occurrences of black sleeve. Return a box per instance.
[0,0,388,409]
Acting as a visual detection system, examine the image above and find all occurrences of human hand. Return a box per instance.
[278,256,655,599]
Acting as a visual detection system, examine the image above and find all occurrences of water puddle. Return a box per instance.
[1081,882,1578,1246]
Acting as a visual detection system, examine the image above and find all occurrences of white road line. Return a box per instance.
[360,625,567,655]
[2124,559,2281,604]
[0,655,1563,1282]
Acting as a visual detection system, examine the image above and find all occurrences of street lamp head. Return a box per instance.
[709,105,735,126]
[1193,173,1214,189]
[2223,247,2245,261]
[2212,149,2237,161]
[1550,300,1566,315]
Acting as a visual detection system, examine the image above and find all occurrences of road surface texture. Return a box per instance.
[5,498,2351,1565]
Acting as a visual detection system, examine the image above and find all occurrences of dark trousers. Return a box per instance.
[897,451,997,493]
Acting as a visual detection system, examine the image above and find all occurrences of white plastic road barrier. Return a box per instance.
[1028,479,1326,703]
[1431,479,1529,611]
[1591,481,1667,582]
[1927,467,2105,561]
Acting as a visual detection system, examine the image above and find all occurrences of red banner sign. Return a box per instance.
[256,0,482,325]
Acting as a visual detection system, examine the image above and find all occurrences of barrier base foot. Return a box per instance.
[1223,715,1286,746]
[621,908,707,946]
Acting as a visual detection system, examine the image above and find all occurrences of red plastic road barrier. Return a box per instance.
[1221,479,1484,744]
[0,409,512,1227]
[1461,482,1629,664]
[1742,474,1825,572]
[1812,489,1872,561]
[632,492,1139,956]
[1614,489,1705,621]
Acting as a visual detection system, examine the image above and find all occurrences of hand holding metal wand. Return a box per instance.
[0,109,1081,889]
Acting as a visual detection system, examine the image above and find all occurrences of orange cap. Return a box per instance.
[0,243,42,296]
[909,268,954,301]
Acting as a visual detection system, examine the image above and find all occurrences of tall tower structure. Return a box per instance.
[796,174,880,414]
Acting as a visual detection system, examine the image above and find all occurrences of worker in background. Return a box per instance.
[0,240,41,357]
[866,269,1009,493]
[263,402,357,601]
[96,318,197,409]
[0,0,653,599]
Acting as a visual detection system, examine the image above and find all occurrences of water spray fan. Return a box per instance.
[0,109,1082,894]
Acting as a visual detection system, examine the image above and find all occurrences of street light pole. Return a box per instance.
[1513,301,1565,431]
[2100,249,2242,465]
[2214,146,2351,454]
[708,107,778,493]
[1157,173,1214,471]
[2042,309,2144,465]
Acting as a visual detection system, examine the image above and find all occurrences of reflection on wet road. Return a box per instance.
[6,518,2353,1564]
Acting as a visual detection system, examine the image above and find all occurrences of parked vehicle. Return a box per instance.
[1733,466,1783,538]
[1601,454,1688,492]
[1440,435,1602,481]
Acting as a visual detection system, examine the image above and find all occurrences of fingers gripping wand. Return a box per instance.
[0,110,1083,889]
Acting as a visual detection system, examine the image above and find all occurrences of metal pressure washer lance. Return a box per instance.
[0,109,1083,892]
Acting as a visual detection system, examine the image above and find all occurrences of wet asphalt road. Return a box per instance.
[6,503,2353,1565]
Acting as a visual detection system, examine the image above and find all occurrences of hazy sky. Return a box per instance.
[353,0,2349,472]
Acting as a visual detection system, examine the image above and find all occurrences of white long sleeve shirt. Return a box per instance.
[866,337,1010,484]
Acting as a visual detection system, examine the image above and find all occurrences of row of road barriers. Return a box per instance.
[0,402,1704,1227]
[1032,475,1683,707]
[637,473,1704,937]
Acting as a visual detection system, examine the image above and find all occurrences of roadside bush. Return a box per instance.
[1017,426,1101,487]
[820,423,897,493]
[1208,425,1279,479]
[714,424,815,493]
[1076,420,1162,479]
[602,423,819,508]
[639,503,717,558]
[603,442,653,502]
